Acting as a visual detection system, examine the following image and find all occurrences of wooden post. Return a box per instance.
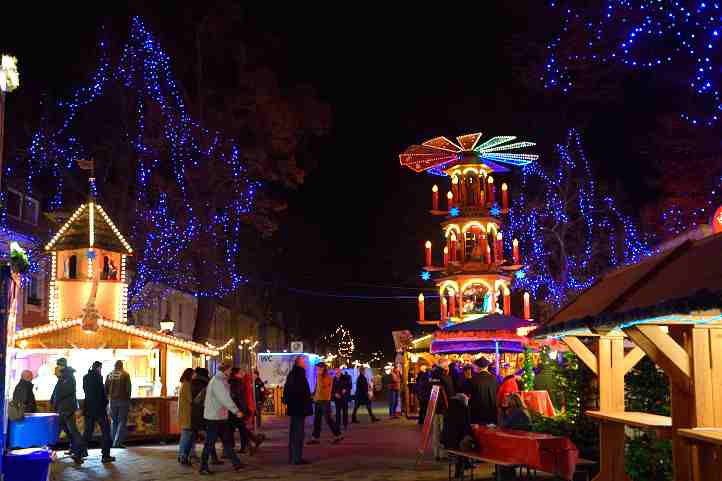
[160,342,168,397]
[594,336,629,481]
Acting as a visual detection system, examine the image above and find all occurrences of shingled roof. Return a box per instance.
[533,232,722,337]
[44,202,133,254]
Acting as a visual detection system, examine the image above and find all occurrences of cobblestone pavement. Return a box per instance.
[50,411,501,481]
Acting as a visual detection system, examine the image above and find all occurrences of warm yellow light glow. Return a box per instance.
[439,280,460,295]
[487,176,494,184]
[462,221,485,233]
[443,246,449,254]
[425,240,432,249]
[412,334,432,345]
[459,278,493,293]
[496,232,502,240]
[502,182,508,191]
[452,176,459,185]
[432,185,438,193]
[0,54,20,93]
[418,293,424,302]
[89,203,95,247]
[513,238,518,246]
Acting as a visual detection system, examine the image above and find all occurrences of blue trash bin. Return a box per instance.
[3,448,53,481]
[8,414,60,449]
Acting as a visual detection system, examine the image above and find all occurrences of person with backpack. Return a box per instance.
[199,362,245,475]
[82,361,115,463]
[105,360,131,449]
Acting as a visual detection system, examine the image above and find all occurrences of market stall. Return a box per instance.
[8,196,219,440]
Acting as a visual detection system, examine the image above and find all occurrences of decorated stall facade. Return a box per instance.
[398,133,543,415]
[533,230,722,481]
[8,194,218,439]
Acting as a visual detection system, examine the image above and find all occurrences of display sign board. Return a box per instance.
[391,330,413,351]
[416,385,440,463]
[256,353,319,390]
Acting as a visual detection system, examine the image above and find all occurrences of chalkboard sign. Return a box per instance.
[416,385,439,463]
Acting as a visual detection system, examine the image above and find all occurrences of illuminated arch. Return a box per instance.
[462,167,480,176]
[438,280,459,296]
[486,222,499,235]
[462,221,486,234]
[459,278,493,293]
[444,224,461,237]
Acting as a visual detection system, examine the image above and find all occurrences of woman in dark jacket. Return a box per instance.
[351,367,379,423]
[190,368,219,464]
[82,361,114,463]
[283,356,313,465]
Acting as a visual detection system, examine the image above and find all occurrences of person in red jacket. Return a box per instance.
[496,375,520,425]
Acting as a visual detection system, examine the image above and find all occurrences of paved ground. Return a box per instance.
[51,408,503,481]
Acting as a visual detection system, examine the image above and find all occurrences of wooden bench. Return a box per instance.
[446,449,598,481]
[446,449,517,481]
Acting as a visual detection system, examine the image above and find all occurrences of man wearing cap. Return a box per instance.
[83,361,114,463]
[200,362,245,475]
[51,358,85,464]
[468,358,498,425]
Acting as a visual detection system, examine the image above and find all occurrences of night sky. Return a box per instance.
[1,4,692,358]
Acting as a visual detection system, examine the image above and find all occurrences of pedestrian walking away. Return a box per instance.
[309,362,343,444]
[51,358,85,464]
[388,365,401,418]
[468,358,498,425]
[199,362,245,475]
[332,368,352,430]
[254,370,266,428]
[351,366,379,423]
[105,360,132,448]
[430,359,456,461]
[282,356,314,465]
[82,361,115,463]
[415,365,431,425]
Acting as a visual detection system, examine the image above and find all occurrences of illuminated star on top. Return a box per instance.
[490,204,501,217]
[449,207,460,217]
[515,270,526,280]
[420,271,431,281]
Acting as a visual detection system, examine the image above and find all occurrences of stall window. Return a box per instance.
[26,274,42,306]
[22,196,39,225]
[68,255,78,279]
[6,190,21,220]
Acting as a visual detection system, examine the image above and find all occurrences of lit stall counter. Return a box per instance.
[12,323,217,441]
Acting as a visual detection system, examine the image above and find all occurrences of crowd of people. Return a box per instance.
[414,358,533,478]
[282,357,385,465]
[12,358,133,465]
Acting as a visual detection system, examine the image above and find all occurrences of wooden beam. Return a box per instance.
[622,346,646,374]
[562,336,598,375]
[625,325,691,392]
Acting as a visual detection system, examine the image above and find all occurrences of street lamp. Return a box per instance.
[0,54,20,188]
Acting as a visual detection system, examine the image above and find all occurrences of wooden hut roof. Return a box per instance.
[44,202,132,254]
[534,232,722,337]
[14,319,217,356]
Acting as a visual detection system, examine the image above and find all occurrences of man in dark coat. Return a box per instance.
[12,370,37,413]
[282,356,313,465]
[351,366,379,423]
[415,365,432,425]
[468,358,499,425]
[430,360,456,460]
[82,361,114,463]
[332,368,352,430]
[51,358,84,464]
